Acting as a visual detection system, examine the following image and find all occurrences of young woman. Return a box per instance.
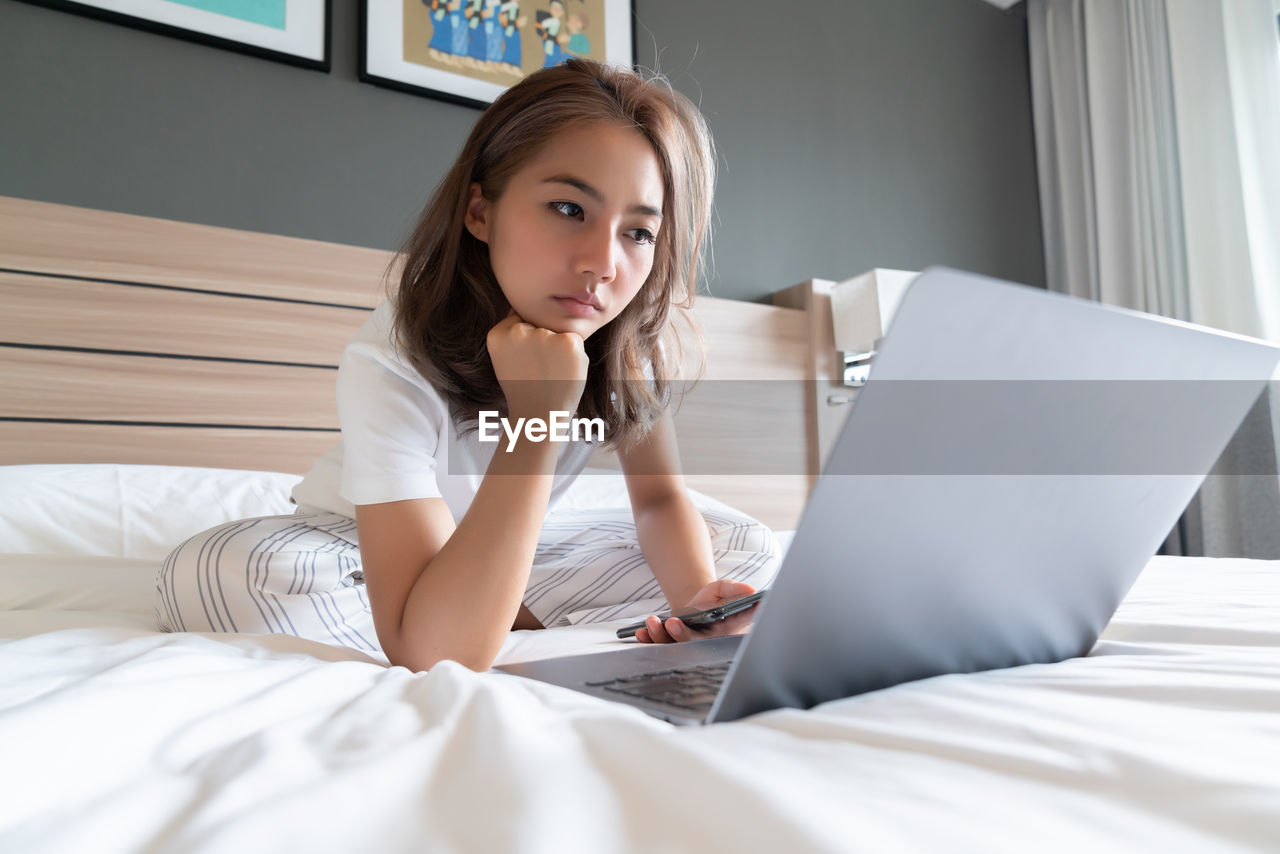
[155,59,780,672]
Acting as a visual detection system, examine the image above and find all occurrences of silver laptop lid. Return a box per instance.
[710,267,1280,723]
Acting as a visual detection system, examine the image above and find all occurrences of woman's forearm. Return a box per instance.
[393,440,559,671]
[633,491,718,612]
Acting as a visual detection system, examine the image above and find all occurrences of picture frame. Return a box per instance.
[360,0,635,109]
[16,0,332,72]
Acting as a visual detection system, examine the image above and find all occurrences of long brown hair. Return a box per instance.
[390,58,716,450]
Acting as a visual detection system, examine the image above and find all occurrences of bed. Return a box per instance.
[2,196,1279,852]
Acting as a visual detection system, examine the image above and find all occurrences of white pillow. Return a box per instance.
[0,464,300,560]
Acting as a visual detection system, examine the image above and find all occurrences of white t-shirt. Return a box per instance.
[291,302,596,522]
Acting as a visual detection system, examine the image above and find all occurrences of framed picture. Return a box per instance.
[16,0,332,71]
[361,0,635,109]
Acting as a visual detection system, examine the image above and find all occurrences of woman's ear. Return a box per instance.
[464,183,490,243]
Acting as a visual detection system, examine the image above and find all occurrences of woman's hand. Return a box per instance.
[486,311,588,419]
[635,579,758,644]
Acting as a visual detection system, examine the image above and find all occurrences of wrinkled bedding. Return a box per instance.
[1,465,1277,852]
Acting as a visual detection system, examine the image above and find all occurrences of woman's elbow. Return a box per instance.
[382,632,499,673]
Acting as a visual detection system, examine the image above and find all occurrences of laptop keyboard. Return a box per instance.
[586,661,731,714]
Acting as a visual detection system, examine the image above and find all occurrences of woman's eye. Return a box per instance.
[549,201,583,218]
[547,202,655,245]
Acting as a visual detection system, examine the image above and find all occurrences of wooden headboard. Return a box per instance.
[0,195,815,528]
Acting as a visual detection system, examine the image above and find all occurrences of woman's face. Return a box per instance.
[465,121,665,338]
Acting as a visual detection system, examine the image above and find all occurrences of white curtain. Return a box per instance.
[1027,0,1280,557]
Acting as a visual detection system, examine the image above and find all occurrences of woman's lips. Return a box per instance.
[553,296,602,317]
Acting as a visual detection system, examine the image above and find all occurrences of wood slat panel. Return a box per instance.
[587,297,810,529]
[680,298,808,381]
[0,422,335,475]
[0,195,819,527]
[1,348,338,429]
[0,273,371,365]
[586,383,806,471]
[586,378,809,530]
[0,195,397,308]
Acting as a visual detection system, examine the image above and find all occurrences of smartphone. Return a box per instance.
[615,590,767,639]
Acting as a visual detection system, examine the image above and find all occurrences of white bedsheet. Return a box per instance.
[1,466,1278,852]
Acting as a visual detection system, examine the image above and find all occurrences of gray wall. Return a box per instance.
[0,0,1043,302]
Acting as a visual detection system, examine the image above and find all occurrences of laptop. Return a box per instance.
[497,267,1280,725]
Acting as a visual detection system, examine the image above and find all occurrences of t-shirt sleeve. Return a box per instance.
[336,335,448,507]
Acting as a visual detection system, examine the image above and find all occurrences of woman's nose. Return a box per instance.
[574,223,617,283]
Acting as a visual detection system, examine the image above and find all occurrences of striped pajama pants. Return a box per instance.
[154,506,781,656]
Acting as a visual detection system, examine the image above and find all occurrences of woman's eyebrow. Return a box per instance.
[541,175,663,220]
